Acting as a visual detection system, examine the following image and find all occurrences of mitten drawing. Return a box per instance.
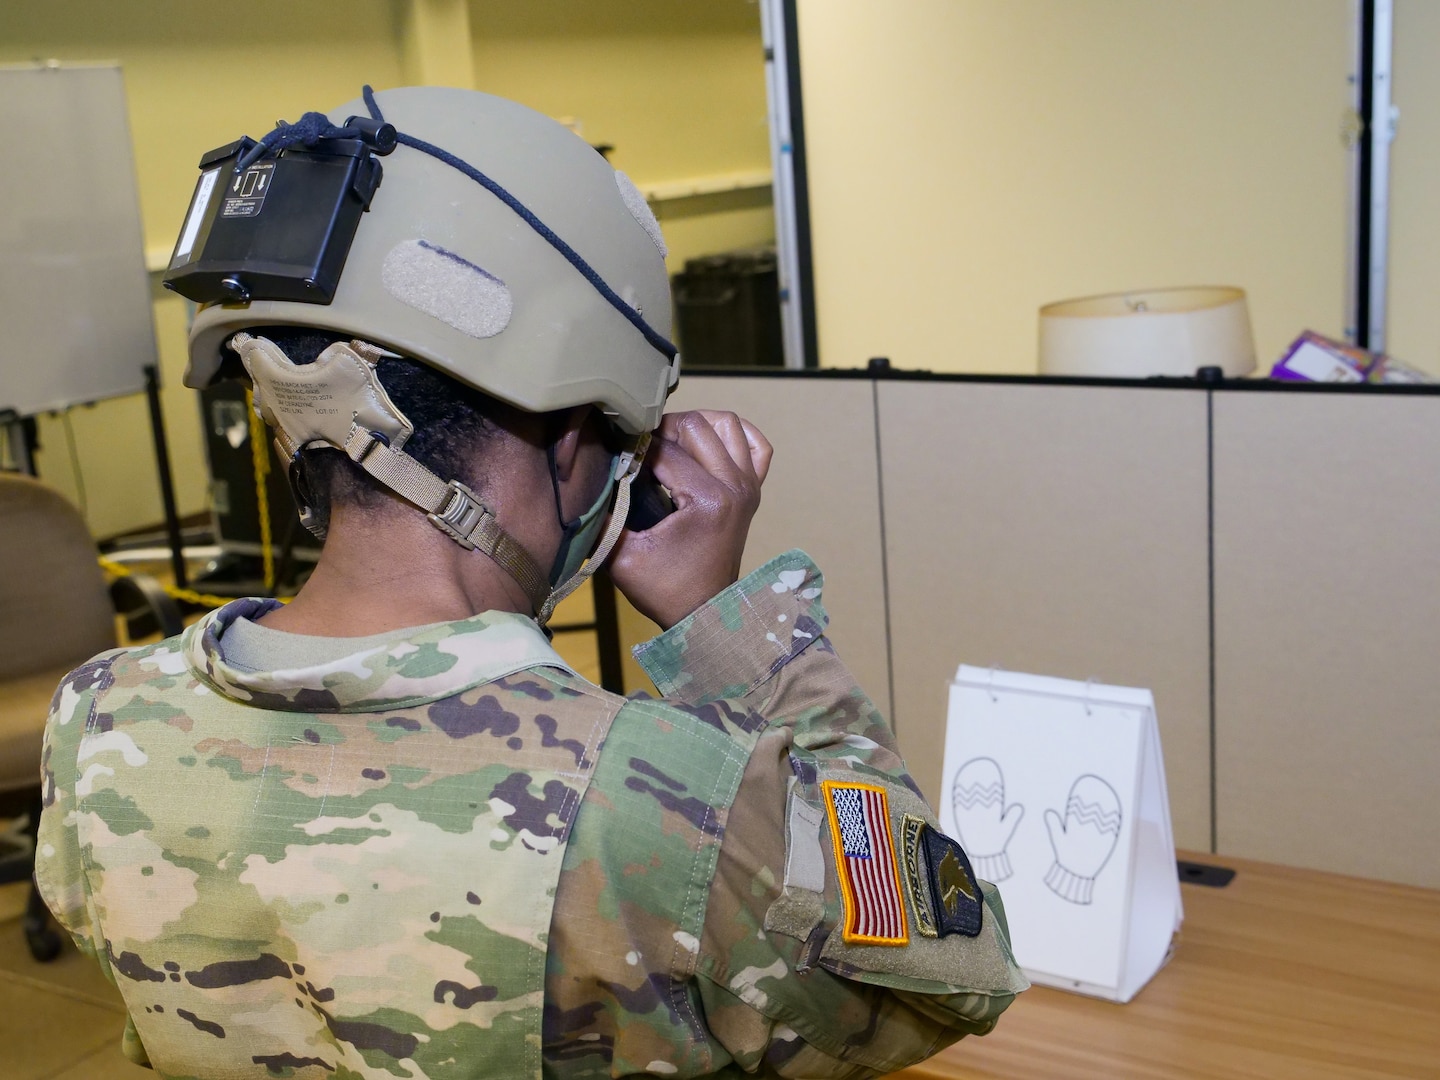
[1043,774,1122,905]
[950,757,1024,881]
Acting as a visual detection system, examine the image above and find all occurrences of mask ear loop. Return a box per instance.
[537,433,649,627]
[545,429,585,585]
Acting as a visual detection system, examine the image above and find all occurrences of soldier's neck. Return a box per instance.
[256,504,536,637]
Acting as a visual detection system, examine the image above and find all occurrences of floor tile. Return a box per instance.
[0,878,27,923]
[44,1043,153,1080]
[0,908,126,1010]
[0,974,127,1077]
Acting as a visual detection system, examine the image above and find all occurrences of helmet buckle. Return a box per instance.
[612,431,651,481]
[427,480,488,550]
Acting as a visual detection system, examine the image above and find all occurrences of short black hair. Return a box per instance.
[254,328,507,525]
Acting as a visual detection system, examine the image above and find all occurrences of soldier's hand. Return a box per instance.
[609,410,772,630]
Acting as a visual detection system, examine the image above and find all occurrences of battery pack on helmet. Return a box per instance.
[163,132,384,306]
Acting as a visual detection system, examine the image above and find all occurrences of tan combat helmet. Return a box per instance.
[179,86,680,622]
[185,85,678,431]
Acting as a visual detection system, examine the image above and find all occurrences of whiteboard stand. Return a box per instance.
[0,63,185,582]
[143,366,189,590]
[1,410,36,475]
[0,63,156,415]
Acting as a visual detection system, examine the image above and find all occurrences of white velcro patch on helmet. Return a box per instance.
[382,239,514,340]
[615,170,667,259]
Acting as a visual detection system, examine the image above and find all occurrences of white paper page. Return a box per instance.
[942,675,1145,993]
[1119,712,1185,1002]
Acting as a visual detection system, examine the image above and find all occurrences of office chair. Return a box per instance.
[0,472,181,961]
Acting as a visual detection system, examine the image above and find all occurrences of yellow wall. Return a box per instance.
[1386,0,1440,375]
[2,0,772,537]
[467,1,777,687]
[795,0,1353,373]
[469,0,774,275]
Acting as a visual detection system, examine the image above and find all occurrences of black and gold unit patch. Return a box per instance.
[900,815,983,939]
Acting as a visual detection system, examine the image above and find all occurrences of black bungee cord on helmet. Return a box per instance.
[238,87,677,365]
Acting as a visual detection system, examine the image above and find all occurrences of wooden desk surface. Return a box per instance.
[891,852,1440,1079]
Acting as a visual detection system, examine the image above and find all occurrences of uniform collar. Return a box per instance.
[182,598,574,712]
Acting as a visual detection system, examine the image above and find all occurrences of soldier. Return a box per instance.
[37,87,1025,1078]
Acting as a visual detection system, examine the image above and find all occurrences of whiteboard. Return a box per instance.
[0,64,155,415]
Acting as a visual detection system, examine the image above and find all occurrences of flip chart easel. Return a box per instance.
[942,665,1183,1002]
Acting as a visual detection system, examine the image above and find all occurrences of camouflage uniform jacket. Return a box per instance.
[38,550,1026,1079]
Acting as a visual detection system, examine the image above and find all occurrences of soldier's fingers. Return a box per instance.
[664,411,746,488]
[694,410,756,481]
[644,433,714,510]
[738,418,773,483]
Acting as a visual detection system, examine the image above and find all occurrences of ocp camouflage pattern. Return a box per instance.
[38,550,1024,1079]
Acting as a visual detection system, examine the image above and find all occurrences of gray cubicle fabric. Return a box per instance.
[0,65,154,415]
[876,381,1213,853]
[1213,392,1440,888]
[650,374,1440,885]
[668,376,892,721]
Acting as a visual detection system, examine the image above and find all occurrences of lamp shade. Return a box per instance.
[1038,286,1256,379]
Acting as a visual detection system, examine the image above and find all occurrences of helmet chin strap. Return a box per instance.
[234,330,651,627]
[536,434,649,627]
[233,332,554,617]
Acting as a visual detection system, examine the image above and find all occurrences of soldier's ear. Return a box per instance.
[545,410,582,480]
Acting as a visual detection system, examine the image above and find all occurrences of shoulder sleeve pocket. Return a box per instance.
[812,766,1029,998]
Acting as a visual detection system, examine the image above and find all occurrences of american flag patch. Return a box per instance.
[822,780,909,945]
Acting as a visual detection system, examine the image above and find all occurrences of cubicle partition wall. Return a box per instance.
[669,372,1440,888]
[1213,393,1440,883]
[670,377,891,720]
[876,382,1213,851]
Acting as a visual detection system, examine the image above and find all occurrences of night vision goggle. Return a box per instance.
[163,116,396,306]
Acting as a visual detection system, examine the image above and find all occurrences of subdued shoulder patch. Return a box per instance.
[903,817,983,939]
[764,776,828,942]
[899,815,938,937]
[381,239,513,340]
[821,780,908,946]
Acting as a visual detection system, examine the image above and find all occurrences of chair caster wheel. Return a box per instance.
[24,917,62,962]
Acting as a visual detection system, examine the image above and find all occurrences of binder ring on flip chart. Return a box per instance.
[1084,677,1097,717]
[987,665,1002,703]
